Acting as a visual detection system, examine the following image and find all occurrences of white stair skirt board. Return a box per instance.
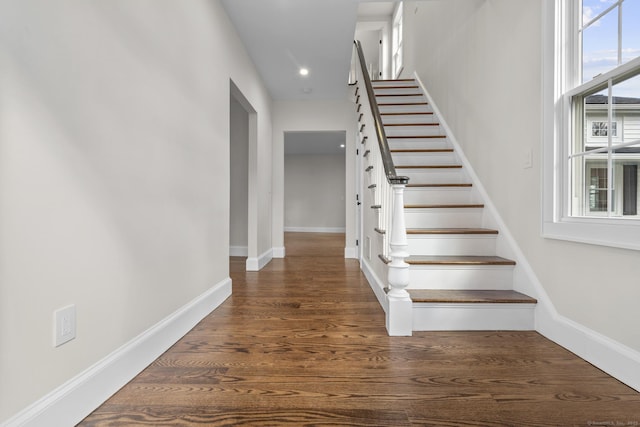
[284,226,346,233]
[229,246,248,257]
[360,258,389,313]
[407,234,497,256]
[2,279,232,427]
[412,72,640,392]
[412,302,535,331]
[407,265,514,290]
[246,248,273,271]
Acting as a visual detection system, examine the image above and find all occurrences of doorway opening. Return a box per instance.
[229,81,258,271]
[283,131,346,251]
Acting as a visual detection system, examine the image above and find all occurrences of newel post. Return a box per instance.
[386,183,412,336]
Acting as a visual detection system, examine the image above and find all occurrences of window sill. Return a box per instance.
[543,218,640,251]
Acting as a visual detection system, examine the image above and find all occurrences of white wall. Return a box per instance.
[0,0,272,422]
[272,100,357,256]
[230,95,249,253]
[285,154,346,231]
[402,0,640,353]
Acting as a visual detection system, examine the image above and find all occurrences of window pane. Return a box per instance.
[622,0,640,66]
[582,2,619,83]
[572,156,611,216]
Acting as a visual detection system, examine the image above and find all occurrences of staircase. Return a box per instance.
[369,78,537,331]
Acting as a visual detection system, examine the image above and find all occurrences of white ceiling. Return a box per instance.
[221,0,396,101]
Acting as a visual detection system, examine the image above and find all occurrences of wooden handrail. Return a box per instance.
[354,40,409,185]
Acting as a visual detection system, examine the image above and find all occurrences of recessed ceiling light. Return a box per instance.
[299,68,309,76]
[340,144,345,148]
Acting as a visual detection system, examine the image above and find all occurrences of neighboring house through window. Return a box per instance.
[543,0,640,249]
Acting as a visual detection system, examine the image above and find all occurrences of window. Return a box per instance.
[543,0,640,250]
[392,2,403,79]
[591,121,617,137]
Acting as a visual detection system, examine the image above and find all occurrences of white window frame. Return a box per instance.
[542,0,640,251]
[391,2,403,79]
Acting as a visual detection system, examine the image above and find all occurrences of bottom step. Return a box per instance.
[409,290,536,331]
[409,289,536,304]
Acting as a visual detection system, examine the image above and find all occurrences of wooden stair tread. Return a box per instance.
[376,93,423,97]
[391,149,453,153]
[377,102,429,106]
[406,183,472,188]
[374,85,419,90]
[408,289,536,304]
[387,135,447,139]
[405,204,484,209]
[372,79,416,82]
[406,255,515,266]
[381,112,434,116]
[384,123,440,126]
[406,228,498,235]
[396,165,462,169]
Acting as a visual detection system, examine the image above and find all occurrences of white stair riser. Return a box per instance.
[407,235,497,256]
[404,188,475,204]
[412,304,535,331]
[379,104,431,114]
[392,152,457,166]
[372,81,416,88]
[376,95,425,104]
[388,138,450,150]
[374,87,421,95]
[382,114,438,124]
[407,265,513,290]
[400,168,468,184]
[385,125,443,137]
[404,208,483,228]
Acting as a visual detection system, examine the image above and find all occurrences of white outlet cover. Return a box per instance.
[53,304,76,347]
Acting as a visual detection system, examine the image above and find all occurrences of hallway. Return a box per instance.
[80,233,640,426]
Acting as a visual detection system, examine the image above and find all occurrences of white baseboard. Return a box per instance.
[344,246,357,259]
[2,278,232,427]
[537,305,640,392]
[229,246,248,257]
[273,246,285,258]
[246,248,272,271]
[284,226,346,233]
[413,71,640,393]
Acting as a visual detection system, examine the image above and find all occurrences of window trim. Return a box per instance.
[542,0,640,251]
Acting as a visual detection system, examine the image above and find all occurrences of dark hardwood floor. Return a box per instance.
[80,232,640,426]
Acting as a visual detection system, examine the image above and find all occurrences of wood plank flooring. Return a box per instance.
[79,232,640,426]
